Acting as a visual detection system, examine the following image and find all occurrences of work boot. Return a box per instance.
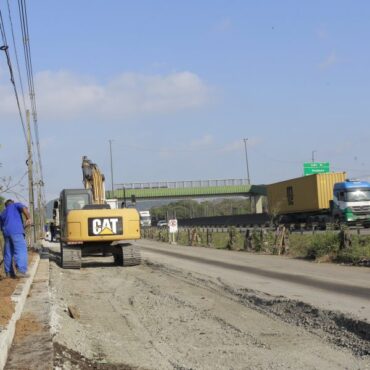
[16,272,30,278]
[5,272,16,279]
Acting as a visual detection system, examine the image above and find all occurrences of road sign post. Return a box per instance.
[168,219,178,245]
[303,162,330,176]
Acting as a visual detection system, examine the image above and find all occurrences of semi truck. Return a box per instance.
[267,172,370,227]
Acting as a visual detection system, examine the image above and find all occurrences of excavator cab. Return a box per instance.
[62,189,91,209]
[58,189,92,240]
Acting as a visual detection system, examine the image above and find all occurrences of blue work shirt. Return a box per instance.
[0,203,26,237]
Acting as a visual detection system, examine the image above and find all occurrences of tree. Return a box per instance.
[150,197,256,219]
[0,195,4,212]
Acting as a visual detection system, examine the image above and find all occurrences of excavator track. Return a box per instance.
[61,244,82,269]
[114,244,141,267]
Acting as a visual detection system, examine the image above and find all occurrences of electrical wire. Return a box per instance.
[6,0,27,112]
[17,0,45,203]
[0,8,27,143]
[0,1,46,207]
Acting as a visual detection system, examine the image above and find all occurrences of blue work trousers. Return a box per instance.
[3,234,28,274]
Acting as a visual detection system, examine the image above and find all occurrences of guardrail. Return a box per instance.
[115,178,248,190]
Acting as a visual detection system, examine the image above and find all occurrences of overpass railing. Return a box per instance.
[115,179,248,190]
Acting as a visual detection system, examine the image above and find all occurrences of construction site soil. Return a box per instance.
[48,243,370,370]
[0,279,17,327]
[0,251,37,328]
[13,312,43,344]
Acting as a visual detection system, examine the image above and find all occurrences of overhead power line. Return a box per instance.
[1,1,46,235]
[17,0,44,186]
[17,0,45,205]
[6,0,27,112]
[0,7,27,143]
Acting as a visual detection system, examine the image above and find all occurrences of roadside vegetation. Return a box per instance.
[147,199,370,265]
[142,227,370,266]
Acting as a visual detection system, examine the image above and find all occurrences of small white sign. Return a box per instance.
[168,219,178,233]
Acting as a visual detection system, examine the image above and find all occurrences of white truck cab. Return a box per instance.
[139,210,151,227]
[332,180,370,225]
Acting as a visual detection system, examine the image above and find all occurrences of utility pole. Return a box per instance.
[36,180,44,238]
[26,110,36,245]
[243,138,251,184]
[109,139,114,193]
[37,183,41,238]
[312,150,316,163]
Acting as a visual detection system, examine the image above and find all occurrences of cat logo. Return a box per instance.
[88,217,123,236]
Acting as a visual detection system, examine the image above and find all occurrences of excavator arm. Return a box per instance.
[81,156,106,204]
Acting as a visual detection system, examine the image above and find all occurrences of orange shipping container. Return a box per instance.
[267,172,346,215]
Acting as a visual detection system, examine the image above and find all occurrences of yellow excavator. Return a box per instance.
[54,156,141,269]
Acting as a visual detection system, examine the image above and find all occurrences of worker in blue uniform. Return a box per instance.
[0,199,31,278]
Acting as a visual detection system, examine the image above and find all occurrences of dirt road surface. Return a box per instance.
[139,240,370,321]
[48,240,370,369]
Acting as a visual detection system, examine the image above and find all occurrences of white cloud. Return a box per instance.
[318,51,338,70]
[0,70,211,122]
[40,136,56,149]
[190,134,213,148]
[221,138,260,153]
[0,84,18,115]
[221,140,243,153]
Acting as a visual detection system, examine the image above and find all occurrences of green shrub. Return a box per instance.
[306,232,340,259]
[211,232,229,249]
[336,235,370,263]
[289,234,313,257]
[177,230,189,245]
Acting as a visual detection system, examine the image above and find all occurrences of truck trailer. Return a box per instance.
[267,172,370,227]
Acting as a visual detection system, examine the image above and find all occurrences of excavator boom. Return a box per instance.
[81,156,106,204]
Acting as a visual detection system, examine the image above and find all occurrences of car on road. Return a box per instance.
[157,220,168,228]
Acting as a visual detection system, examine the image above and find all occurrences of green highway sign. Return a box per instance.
[303,162,330,176]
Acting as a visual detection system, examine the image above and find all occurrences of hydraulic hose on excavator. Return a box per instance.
[81,156,106,204]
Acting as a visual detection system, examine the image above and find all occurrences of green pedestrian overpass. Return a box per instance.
[106,179,267,213]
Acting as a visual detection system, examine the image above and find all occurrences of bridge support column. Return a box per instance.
[253,195,263,214]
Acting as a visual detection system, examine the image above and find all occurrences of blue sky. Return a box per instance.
[0,1,370,200]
